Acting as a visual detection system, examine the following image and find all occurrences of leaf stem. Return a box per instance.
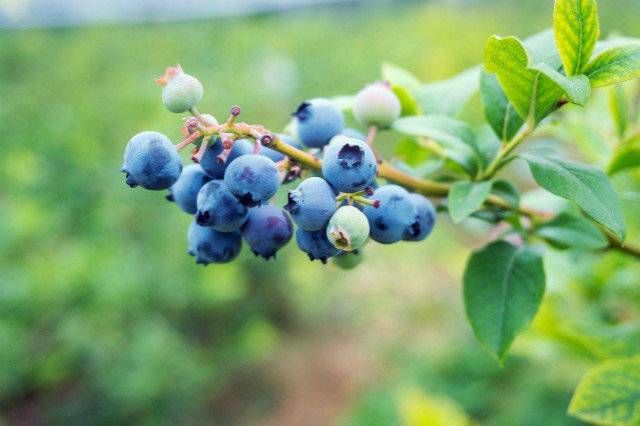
[481,125,533,180]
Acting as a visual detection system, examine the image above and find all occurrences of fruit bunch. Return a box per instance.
[122,66,436,268]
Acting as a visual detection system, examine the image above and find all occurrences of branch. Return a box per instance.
[269,135,640,260]
[185,116,640,261]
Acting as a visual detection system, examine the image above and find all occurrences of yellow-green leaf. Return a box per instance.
[569,356,640,425]
[553,0,600,75]
[392,84,421,116]
[484,36,565,123]
[585,44,640,88]
[609,147,640,175]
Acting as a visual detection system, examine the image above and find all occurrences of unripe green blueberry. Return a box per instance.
[326,205,369,252]
[353,82,401,128]
[157,65,203,113]
[332,249,364,270]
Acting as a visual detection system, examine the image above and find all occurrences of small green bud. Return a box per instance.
[353,82,401,128]
[326,205,369,251]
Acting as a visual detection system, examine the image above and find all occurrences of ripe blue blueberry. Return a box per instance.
[341,128,366,141]
[241,205,293,259]
[293,98,344,148]
[187,221,242,265]
[353,82,401,128]
[285,177,337,231]
[363,185,418,244]
[195,180,249,232]
[200,138,254,179]
[321,135,377,193]
[158,65,204,113]
[260,134,303,162]
[404,193,436,242]
[296,228,341,263]
[326,205,369,251]
[224,154,281,206]
[166,164,211,214]
[122,131,182,190]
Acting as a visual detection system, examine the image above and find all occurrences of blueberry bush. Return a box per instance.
[122,1,640,423]
[133,5,640,426]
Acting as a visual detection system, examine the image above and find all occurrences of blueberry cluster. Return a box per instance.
[121,66,436,268]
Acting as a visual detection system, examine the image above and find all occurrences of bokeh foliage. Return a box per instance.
[0,1,639,424]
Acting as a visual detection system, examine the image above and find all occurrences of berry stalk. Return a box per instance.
[255,129,640,260]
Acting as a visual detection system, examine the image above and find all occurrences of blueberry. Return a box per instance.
[195,180,249,232]
[122,131,182,190]
[241,205,293,259]
[321,135,377,193]
[353,82,401,128]
[296,228,341,263]
[363,185,418,244]
[341,128,366,141]
[293,98,344,148]
[158,65,204,113]
[404,193,436,242]
[260,134,303,162]
[326,205,369,252]
[332,249,364,270]
[187,221,242,265]
[166,164,211,214]
[224,154,280,206]
[200,138,254,179]
[284,177,337,231]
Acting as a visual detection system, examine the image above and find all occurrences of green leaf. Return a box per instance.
[448,180,493,223]
[382,62,422,93]
[475,125,502,171]
[464,241,545,362]
[417,67,480,117]
[520,150,626,240]
[585,44,640,88]
[594,36,640,56]
[391,85,421,116]
[480,70,525,141]
[491,180,520,209]
[395,137,431,167]
[531,62,591,105]
[553,0,600,75]
[609,147,640,175]
[569,356,640,425]
[609,85,629,138]
[484,35,565,123]
[563,323,640,359]
[536,211,608,250]
[392,115,480,175]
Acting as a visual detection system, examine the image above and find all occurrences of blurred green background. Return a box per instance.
[1,1,640,425]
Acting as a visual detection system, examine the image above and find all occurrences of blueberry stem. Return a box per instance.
[191,135,211,163]
[176,132,201,151]
[189,107,206,125]
[365,125,383,164]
